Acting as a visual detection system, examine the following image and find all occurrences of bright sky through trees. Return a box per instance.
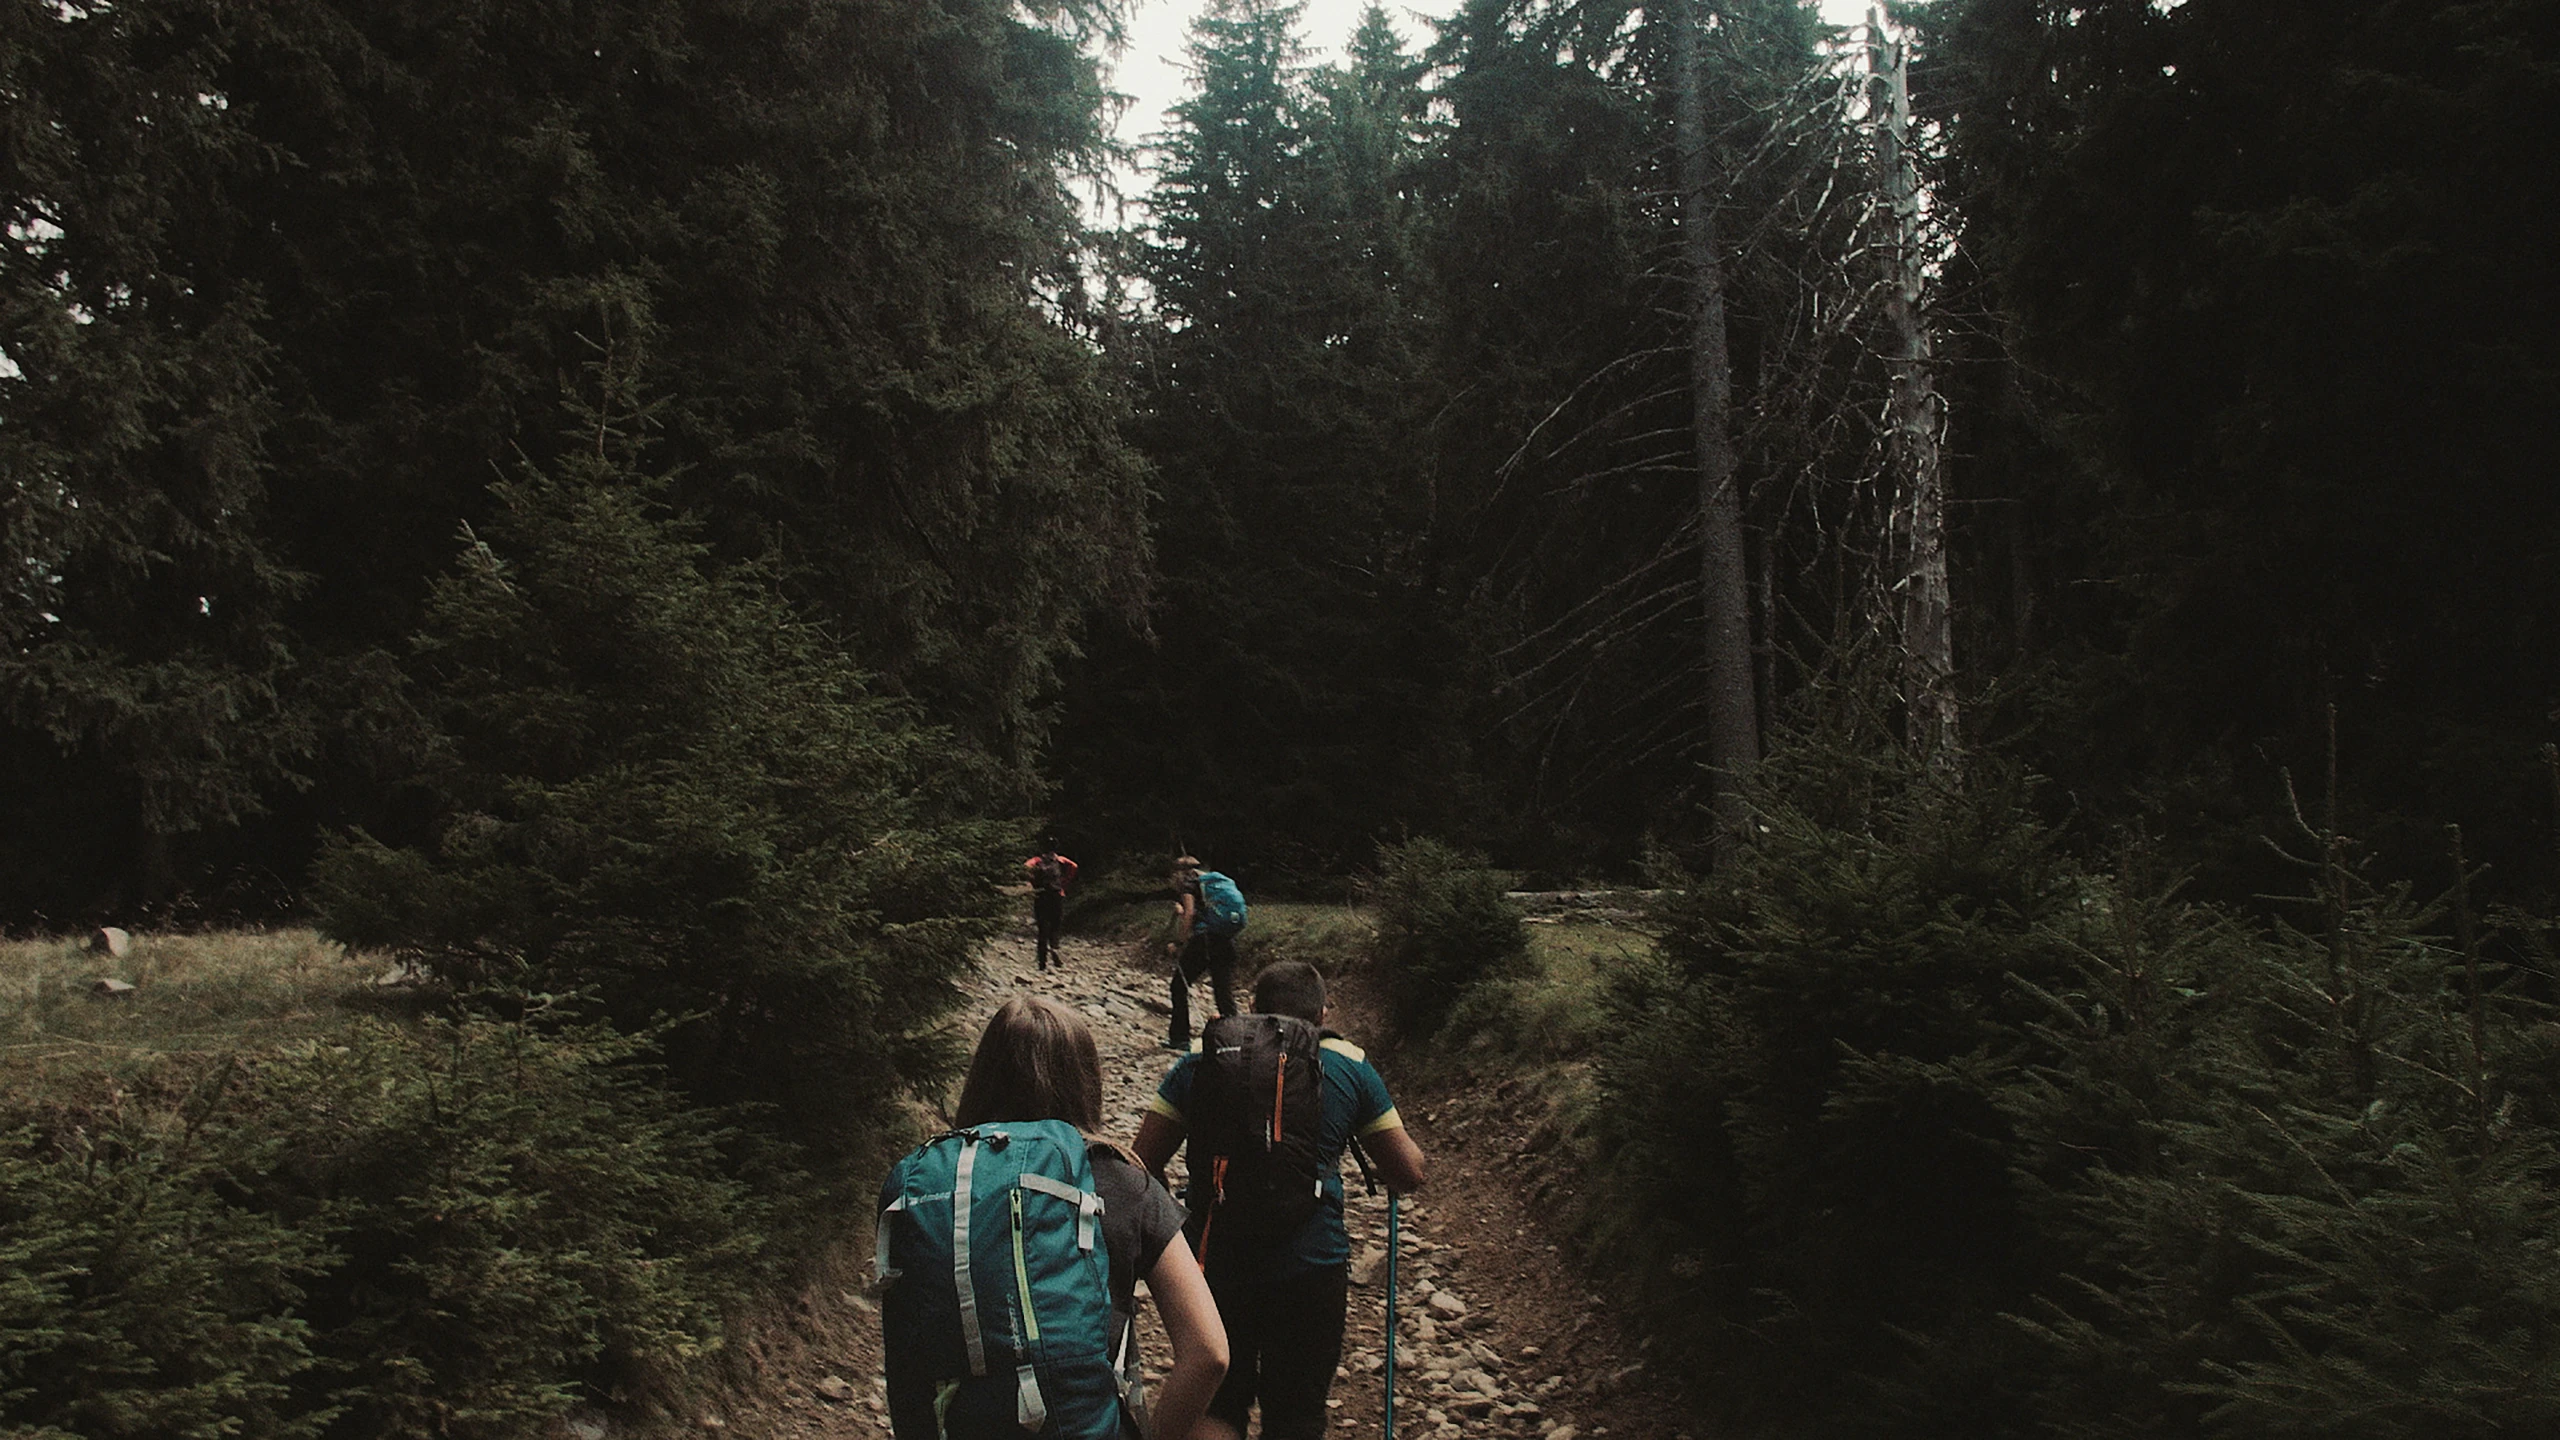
[1106,0,1879,150]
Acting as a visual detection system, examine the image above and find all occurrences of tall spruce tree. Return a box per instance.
[1059,0,1460,877]
[312,308,1009,1158]
[1919,0,2560,893]
[1,0,312,909]
[1417,0,1830,870]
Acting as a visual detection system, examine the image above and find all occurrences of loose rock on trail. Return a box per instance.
[654,919,1695,1440]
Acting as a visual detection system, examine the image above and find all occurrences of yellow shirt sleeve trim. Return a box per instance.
[1319,1036,1367,1062]
[1359,1107,1404,1137]
[1147,1094,1185,1124]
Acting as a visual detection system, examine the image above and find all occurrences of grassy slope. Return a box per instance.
[0,929,400,1100]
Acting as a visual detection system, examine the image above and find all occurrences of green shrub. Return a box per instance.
[1583,705,2560,1440]
[0,1016,762,1440]
[312,336,1007,1165]
[257,1018,763,1438]
[0,1121,333,1439]
[1370,839,1527,1034]
[1584,731,2090,1439]
[2007,851,2560,1439]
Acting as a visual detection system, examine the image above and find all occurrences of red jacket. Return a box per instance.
[1023,853,1078,894]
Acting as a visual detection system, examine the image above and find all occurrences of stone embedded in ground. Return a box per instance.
[1547,1427,1580,1440]
[90,926,132,957]
[816,1375,856,1402]
[1349,1243,1387,1287]
[1427,1290,1469,1319]
[90,977,136,997]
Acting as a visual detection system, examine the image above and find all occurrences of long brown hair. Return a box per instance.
[952,995,1104,1131]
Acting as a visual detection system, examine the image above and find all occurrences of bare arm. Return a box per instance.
[1166,894,1197,955]
[1133,1110,1185,1185]
[1142,1238,1229,1440]
[1364,1123,1427,1194]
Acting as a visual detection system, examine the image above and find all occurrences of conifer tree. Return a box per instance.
[1417,0,1831,869]
[1060,0,1463,874]
[2011,804,2560,1437]
[4,0,1148,914]
[313,303,1010,1154]
[1916,0,2560,890]
[0,0,312,907]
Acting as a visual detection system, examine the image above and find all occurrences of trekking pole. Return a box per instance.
[1383,1190,1400,1440]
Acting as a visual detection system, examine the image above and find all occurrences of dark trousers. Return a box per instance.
[1168,931,1238,1043]
[1204,1264,1350,1440]
[1032,890,1064,969]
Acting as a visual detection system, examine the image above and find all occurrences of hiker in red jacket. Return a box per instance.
[1025,842,1079,971]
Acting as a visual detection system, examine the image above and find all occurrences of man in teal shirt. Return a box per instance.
[1134,961,1426,1440]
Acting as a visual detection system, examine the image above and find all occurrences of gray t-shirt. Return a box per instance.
[1091,1146,1186,1438]
[1092,1144,1186,1316]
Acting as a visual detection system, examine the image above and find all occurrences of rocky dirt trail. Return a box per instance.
[658,918,1697,1440]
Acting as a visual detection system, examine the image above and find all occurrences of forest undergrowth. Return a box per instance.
[1373,731,2560,1440]
[13,755,2560,1440]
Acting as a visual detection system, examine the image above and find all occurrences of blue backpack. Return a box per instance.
[877,1120,1123,1439]
[1195,871,1249,938]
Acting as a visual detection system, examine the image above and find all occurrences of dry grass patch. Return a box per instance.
[0,928,396,1093]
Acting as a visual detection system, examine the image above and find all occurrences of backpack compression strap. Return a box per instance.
[1018,1172,1106,1251]
[953,1137,988,1377]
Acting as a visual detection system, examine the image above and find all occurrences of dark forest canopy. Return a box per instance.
[2,0,2553,917]
[3,0,1146,918]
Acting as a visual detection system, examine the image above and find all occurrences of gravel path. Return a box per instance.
[658,916,1695,1440]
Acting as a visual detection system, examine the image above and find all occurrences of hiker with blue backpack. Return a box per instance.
[1133,961,1427,1440]
[1163,856,1248,1050]
[879,996,1230,1439]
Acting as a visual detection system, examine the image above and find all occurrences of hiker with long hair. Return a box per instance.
[882,996,1228,1439]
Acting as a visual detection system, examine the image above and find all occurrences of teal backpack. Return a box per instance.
[1195,871,1248,938]
[878,1120,1124,1438]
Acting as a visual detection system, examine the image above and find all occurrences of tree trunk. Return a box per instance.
[1677,0,1761,849]
[1873,11,1956,768]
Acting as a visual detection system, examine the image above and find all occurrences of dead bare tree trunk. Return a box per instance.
[1872,10,1956,768]
[1677,0,1762,849]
